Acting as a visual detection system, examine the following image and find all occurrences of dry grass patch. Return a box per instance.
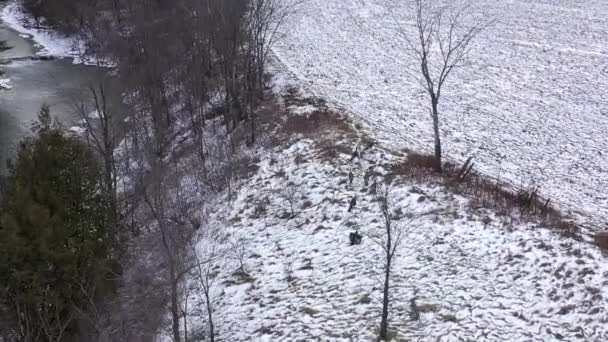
[593,232,608,255]
[389,151,441,180]
[283,86,328,109]
[282,109,354,138]
[253,92,358,149]
[316,139,354,163]
[233,154,261,180]
[444,165,578,239]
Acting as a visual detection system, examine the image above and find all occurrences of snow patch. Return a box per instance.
[289,104,317,116]
[0,78,13,90]
[68,126,86,135]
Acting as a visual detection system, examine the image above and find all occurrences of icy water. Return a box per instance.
[0,19,112,170]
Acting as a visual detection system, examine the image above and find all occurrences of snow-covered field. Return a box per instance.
[272,0,608,229]
[182,111,608,341]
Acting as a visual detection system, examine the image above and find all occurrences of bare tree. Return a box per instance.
[393,0,491,172]
[246,0,295,97]
[244,0,300,143]
[125,63,189,342]
[207,0,249,131]
[230,232,251,276]
[38,297,74,342]
[110,3,197,340]
[109,234,169,342]
[283,257,295,284]
[73,78,125,251]
[368,181,418,341]
[278,181,302,219]
[194,228,227,342]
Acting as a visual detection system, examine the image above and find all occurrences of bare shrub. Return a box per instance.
[233,154,261,180]
[316,139,354,162]
[193,228,227,342]
[388,151,579,239]
[283,258,295,284]
[552,220,581,240]
[229,233,251,276]
[252,197,270,219]
[389,151,441,179]
[277,181,303,219]
[593,232,608,255]
[445,161,578,238]
[282,110,354,137]
[283,89,327,109]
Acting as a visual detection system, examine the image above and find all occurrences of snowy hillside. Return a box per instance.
[180,86,608,341]
[271,0,608,229]
[4,0,607,340]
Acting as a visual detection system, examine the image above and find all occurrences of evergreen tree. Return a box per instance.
[0,106,115,341]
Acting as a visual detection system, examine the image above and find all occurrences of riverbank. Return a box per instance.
[0,0,114,66]
[1,0,80,59]
[0,1,117,169]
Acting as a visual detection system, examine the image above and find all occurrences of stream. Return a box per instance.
[0,10,116,170]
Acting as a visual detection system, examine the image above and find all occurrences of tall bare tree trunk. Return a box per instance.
[170,264,180,342]
[204,288,215,342]
[379,188,393,341]
[431,100,442,173]
[249,112,256,145]
[379,256,391,340]
[396,0,490,176]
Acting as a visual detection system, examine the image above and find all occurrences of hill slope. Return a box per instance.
[183,86,608,341]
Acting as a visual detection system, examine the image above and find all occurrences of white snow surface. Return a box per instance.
[183,129,608,341]
[0,77,12,89]
[271,0,608,229]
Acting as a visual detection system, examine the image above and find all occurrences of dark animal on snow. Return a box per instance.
[349,231,362,245]
[348,196,357,212]
[409,297,420,321]
[350,146,359,162]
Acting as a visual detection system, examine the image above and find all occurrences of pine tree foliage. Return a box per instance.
[0,106,115,341]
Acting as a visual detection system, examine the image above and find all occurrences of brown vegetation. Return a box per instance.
[388,151,581,239]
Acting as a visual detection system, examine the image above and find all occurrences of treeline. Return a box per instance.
[1,0,295,341]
